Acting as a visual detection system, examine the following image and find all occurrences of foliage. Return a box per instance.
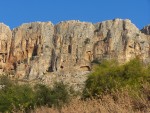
[35,82,70,109]
[34,84,52,107]
[0,84,35,112]
[83,58,150,98]
[50,82,70,108]
[0,76,71,112]
[0,75,14,89]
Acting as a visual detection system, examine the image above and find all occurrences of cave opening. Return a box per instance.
[80,66,91,71]
[32,45,38,56]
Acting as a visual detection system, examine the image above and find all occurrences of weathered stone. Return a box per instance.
[0,23,12,72]
[53,21,95,76]
[9,22,54,79]
[50,19,150,78]
[0,19,150,84]
[93,19,150,62]
[141,25,150,35]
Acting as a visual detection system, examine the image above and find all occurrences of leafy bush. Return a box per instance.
[0,75,14,89]
[51,82,70,108]
[0,76,71,112]
[35,82,70,109]
[0,84,35,112]
[83,58,150,98]
[34,84,52,106]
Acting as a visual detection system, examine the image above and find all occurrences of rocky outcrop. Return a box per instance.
[94,19,150,63]
[141,25,150,35]
[9,22,54,79]
[0,23,12,73]
[0,19,150,81]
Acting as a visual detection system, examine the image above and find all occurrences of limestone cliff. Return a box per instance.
[141,25,150,35]
[0,19,150,81]
[0,23,12,73]
[9,22,54,79]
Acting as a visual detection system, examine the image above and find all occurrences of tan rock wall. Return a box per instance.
[0,19,149,80]
[0,23,12,72]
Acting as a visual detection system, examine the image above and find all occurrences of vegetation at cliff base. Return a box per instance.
[0,58,150,112]
[0,76,71,112]
[83,58,150,98]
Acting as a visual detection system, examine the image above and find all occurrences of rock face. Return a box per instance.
[0,19,150,81]
[94,19,150,63]
[9,22,54,79]
[141,25,150,35]
[0,23,12,73]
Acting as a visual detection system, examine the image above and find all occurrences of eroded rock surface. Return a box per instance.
[0,19,150,85]
[141,25,150,35]
[94,19,150,63]
[0,23,12,73]
[8,22,54,79]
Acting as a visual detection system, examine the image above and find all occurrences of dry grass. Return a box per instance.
[31,91,150,113]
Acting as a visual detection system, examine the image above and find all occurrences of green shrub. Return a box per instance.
[51,82,70,108]
[0,84,35,112]
[0,75,71,112]
[83,58,150,98]
[34,84,52,107]
[35,82,70,109]
[0,75,14,89]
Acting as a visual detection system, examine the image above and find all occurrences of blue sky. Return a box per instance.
[0,0,149,29]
